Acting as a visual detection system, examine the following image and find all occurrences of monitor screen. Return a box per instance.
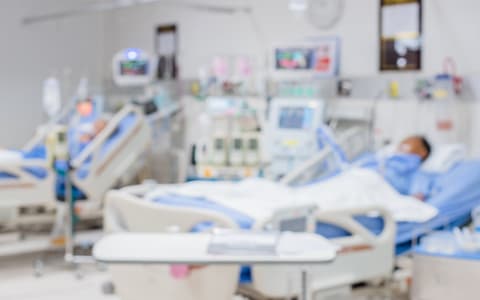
[214,138,224,150]
[248,139,258,150]
[120,60,149,76]
[233,138,243,150]
[275,48,314,70]
[278,107,314,129]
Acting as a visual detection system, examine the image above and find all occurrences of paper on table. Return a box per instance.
[207,232,279,256]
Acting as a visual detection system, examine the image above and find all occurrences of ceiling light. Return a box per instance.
[289,0,308,12]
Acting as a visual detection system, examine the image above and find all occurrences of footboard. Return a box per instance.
[0,159,54,207]
[102,188,240,300]
[250,206,396,298]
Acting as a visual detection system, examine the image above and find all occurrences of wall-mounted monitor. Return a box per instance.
[273,37,340,78]
[112,48,156,86]
[119,60,149,76]
[275,48,315,70]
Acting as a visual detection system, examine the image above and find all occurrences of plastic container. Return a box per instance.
[421,231,458,255]
[472,206,480,232]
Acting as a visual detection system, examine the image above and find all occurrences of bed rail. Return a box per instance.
[280,125,372,187]
[0,159,54,206]
[250,206,396,298]
[71,104,151,203]
[280,145,339,186]
[70,105,140,169]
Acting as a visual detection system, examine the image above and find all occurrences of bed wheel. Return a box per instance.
[33,259,44,278]
[74,265,84,280]
[102,281,115,295]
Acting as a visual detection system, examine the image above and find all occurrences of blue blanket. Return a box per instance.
[0,145,48,179]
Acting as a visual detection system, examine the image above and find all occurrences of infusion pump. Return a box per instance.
[194,97,262,180]
[267,98,325,179]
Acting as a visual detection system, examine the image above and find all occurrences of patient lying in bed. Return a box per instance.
[367,135,432,200]
[70,116,110,158]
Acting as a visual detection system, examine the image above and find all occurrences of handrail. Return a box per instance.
[280,125,372,186]
[279,146,335,186]
[70,105,141,169]
[316,205,396,245]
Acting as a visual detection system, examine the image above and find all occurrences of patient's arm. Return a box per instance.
[79,134,94,143]
[411,193,426,201]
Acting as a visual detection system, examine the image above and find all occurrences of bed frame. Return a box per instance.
[70,105,151,215]
[104,187,240,300]
[0,105,151,227]
[103,186,396,300]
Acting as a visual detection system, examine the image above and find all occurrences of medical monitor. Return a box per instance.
[119,60,149,76]
[113,48,156,86]
[275,48,314,70]
[268,98,325,178]
[278,107,315,130]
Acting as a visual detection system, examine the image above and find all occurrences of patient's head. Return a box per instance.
[398,136,431,161]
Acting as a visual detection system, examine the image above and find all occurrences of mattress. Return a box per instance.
[0,145,48,180]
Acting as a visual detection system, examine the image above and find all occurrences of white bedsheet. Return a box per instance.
[296,168,438,222]
[0,150,22,163]
[145,169,438,223]
[145,180,299,222]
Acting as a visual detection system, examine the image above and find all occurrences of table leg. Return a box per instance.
[301,269,309,300]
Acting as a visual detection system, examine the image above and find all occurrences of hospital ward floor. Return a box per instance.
[0,253,409,300]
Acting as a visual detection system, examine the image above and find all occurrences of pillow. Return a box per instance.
[0,149,22,162]
[421,144,467,174]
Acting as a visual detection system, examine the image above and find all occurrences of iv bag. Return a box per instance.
[42,77,61,118]
[76,77,89,100]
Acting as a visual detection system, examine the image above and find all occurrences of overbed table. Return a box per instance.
[94,233,338,300]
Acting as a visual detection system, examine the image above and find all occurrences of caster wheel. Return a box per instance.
[102,281,115,295]
[74,265,84,280]
[97,263,107,272]
[33,259,44,278]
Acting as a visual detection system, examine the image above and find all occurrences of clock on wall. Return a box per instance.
[307,0,345,30]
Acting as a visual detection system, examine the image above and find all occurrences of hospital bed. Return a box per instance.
[339,159,480,255]
[100,126,480,299]
[103,183,395,300]
[0,143,55,226]
[285,137,480,255]
[103,187,241,300]
[69,104,151,207]
[0,105,151,226]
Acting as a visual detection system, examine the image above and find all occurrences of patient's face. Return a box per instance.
[398,137,428,161]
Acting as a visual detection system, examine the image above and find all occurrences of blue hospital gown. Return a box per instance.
[360,154,433,198]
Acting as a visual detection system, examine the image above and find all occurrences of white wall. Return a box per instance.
[2,0,479,146]
[0,0,105,147]
[102,0,480,81]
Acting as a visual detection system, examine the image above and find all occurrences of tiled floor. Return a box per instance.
[0,253,117,300]
[0,254,409,300]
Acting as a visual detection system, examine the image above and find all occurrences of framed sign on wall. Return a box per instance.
[155,24,178,80]
[380,0,422,71]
